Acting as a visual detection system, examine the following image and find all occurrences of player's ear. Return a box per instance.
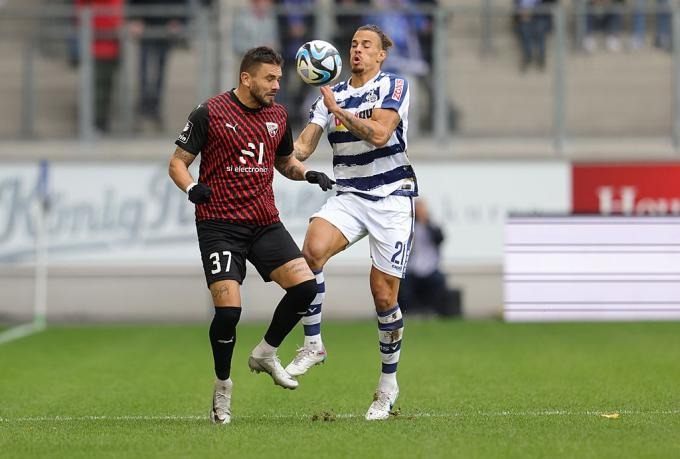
[241,71,251,88]
[377,49,386,64]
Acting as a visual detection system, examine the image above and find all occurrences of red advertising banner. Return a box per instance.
[572,163,680,214]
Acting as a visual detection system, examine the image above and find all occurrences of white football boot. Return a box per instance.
[285,346,327,377]
[210,379,233,424]
[365,387,399,420]
[248,354,299,389]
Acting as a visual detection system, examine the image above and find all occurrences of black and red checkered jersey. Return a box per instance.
[176,90,294,225]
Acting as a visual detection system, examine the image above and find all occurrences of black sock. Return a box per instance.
[209,307,241,380]
[264,279,317,347]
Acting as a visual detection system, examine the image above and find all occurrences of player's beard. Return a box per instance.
[251,83,275,107]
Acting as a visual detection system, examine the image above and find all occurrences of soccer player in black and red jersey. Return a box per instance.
[168,46,334,425]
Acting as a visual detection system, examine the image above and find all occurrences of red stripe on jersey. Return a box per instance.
[195,93,289,225]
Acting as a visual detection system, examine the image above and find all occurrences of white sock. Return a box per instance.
[252,338,277,357]
[379,372,398,392]
[216,377,233,388]
[304,334,323,350]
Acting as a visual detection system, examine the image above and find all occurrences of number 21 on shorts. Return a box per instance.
[391,241,408,267]
[209,251,232,274]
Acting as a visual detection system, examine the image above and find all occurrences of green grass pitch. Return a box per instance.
[1,320,679,458]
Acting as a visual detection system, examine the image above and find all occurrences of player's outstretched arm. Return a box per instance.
[275,154,335,192]
[169,146,211,204]
[293,122,324,161]
[319,86,400,147]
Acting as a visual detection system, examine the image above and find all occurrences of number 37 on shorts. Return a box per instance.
[209,251,232,274]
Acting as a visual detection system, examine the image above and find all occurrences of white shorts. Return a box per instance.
[311,193,415,278]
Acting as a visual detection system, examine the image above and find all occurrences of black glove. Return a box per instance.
[187,182,212,204]
[305,170,335,192]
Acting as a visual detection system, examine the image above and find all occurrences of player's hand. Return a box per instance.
[186,182,212,204]
[305,170,335,192]
[320,86,339,113]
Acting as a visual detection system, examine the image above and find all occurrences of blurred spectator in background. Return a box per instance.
[365,0,428,135]
[365,0,428,77]
[399,199,460,317]
[413,0,435,130]
[233,0,280,58]
[276,0,314,129]
[514,0,554,72]
[129,0,187,131]
[75,0,123,133]
[630,0,671,51]
[582,0,624,52]
[333,0,369,80]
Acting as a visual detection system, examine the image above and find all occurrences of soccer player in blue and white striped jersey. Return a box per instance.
[286,24,417,420]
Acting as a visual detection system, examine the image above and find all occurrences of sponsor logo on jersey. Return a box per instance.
[392,79,404,102]
[356,108,373,119]
[225,122,238,132]
[333,116,348,131]
[265,122,279,137]
[225,164,269,173]
[178,121,193,143]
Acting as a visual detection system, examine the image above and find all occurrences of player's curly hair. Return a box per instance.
[357,24,394,51]
[240,46,284,75]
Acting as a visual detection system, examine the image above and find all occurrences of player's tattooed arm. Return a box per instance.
[275,154,307,181]
[293,123,324,161]
[335,107,400,147]
[320,86,399,147]
[168,146,198,192]
[172,146,196,167]
[332,109,375,141]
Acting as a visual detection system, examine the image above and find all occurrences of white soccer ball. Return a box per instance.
[295,40,342,87]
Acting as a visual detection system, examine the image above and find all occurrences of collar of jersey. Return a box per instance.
[347,71,381,93]
[229,89,263,113]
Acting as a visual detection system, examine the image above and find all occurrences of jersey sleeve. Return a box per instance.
[175,103,209,155]
[308,95,329,128]
[276,121,294,156]
[377,76,409,120]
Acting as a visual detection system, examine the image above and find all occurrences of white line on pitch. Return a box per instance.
[1,409,678,423]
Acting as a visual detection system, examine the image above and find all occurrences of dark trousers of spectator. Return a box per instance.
[586,10,621,36]
[95,58,119,132]
[139,39,170,123]
[517,15,549,70]
[398,270,449,316]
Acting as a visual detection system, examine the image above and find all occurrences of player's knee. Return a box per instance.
[301,245,325,271]
[372,291,398,310]
[302,236,335,271]
[286,279,318,313]
[213,307,242,329]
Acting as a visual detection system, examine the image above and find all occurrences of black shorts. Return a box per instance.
[196,220,303,287]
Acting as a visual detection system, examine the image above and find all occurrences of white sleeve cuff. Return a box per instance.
[185,182,197,194]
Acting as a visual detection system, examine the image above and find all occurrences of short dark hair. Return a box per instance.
[356,24,394,51]
[239,46,283,75]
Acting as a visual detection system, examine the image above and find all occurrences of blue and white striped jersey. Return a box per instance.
[309,71,418,199]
